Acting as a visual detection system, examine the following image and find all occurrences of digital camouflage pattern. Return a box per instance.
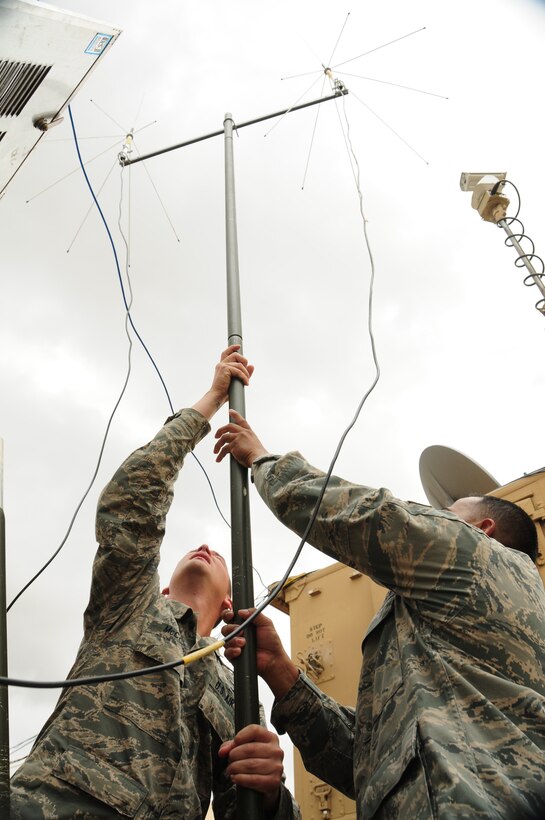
[10,411,298,819]
[253,452,545,819]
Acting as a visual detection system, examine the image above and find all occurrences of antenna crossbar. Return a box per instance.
[121,89,348,167]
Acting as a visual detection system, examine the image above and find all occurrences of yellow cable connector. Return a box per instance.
[182,639,225,666]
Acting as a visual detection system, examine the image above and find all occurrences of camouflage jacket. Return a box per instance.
[10,410,298,820]
[253,452,545,819]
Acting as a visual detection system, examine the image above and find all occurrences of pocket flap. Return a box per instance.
[54,745,148,817]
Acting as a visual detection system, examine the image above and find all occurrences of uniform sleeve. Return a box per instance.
[270,784,301,819]
[253,452,489,617]
[271,673,356,799]
[83,408,210,635]
[259,703,301,820]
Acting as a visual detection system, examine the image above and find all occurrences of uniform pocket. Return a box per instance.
[102,628,185,746]
[104,692,171,746]
[53,745,148,817]
[360,719,418,818]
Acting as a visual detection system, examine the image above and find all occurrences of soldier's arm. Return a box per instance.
[85,346,253,634]
[85,409,210,633]
[251,451,483,612]
[222,608,352,803]
[271,673,356,799]
[215,413,482,609]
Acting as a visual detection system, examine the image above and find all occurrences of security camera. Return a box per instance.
[459,172,506,192]
[460,172,509,223]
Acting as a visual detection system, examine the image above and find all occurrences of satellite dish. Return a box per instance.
[419,445,500,509]
[0,0,121,199]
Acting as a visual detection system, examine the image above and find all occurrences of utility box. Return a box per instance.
[489,469,545,587]
[272,563,387,820]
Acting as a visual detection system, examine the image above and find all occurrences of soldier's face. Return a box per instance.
[174,545,231,599]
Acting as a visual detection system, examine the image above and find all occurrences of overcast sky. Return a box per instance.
[2,0,545,791]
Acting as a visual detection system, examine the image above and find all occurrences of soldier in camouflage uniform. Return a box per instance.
[216,410,545,819]
[10,349,299,820]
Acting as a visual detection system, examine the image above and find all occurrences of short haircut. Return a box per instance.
[475,496,539,562]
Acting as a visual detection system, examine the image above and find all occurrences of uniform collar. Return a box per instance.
[167,599,195,622]
[166,600,220,648]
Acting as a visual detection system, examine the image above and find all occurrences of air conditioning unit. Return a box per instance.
[0,0,121,199]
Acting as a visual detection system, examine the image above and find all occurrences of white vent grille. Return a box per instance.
[0,60,52,117]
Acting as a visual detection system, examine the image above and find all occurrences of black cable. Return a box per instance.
[68,105,175,414]
[222,91,381,645]
[493,178,521,222]
[0,97,380,688]
[7,169,135,612]
[1,659,187,689]
[190,451,231,528]
[9,734,37,754]
[7,109,231,611]
[495,179,545,312]
[6,351,132,611]
[73,105,231,528]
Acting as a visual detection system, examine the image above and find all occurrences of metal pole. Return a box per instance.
[0,439,10,814]
[497,219,545,309]
[123,89,348,167]
[224,113,264,820]
[117,89,347,816]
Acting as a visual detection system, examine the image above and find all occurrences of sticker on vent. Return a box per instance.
[84,34,113,56]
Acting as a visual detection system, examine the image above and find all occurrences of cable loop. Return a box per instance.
[514,248,537,268]
[497,186,545,314]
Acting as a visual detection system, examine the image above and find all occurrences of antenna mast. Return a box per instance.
[122,83,348,819]
[0,441,9,814]
[223,110,262,818]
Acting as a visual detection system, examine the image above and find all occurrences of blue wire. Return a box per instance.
[67,105,230,528]
[67,104,175,413]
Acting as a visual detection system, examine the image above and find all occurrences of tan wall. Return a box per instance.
[274,563,387,820]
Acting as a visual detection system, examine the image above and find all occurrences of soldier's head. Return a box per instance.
[447,496,539,563]
[162,545,232,631]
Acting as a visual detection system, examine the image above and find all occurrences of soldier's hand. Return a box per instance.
[218,724,284,812]
[210,346,254,406]
[222,608,299,699]
[192,347,253,421]
[214,410,268,467]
